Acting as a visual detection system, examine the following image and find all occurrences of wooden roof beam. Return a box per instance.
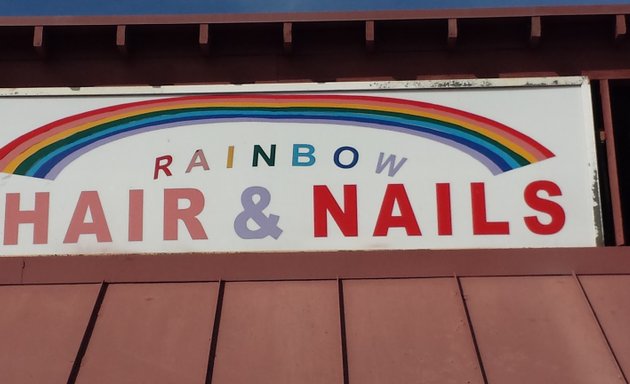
[33,25,45,56]
[365,20,375,51]
[116,25,127,55]
[199,23,210,54]
[448,18,458,48]
[615,14,627,40]
[283,22,293,53]
[530,16,541,47]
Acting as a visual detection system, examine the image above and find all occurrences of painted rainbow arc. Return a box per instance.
[0,94,554,180]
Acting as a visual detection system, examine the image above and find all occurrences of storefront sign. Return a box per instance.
[0,78,601,255]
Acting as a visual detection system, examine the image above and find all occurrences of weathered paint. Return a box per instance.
[0,77,589,97]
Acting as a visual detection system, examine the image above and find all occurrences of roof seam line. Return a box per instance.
[454,275,489,384]
[66,281,108,384]
[573,273,629,384]
[337,278,350,384]
[205,279,225,384]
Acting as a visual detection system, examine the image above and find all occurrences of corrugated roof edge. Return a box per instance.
[0,5,629,26]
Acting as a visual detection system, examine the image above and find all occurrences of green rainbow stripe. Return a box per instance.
[0,94,554,179]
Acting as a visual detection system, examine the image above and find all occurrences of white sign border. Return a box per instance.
[0,76,605,253]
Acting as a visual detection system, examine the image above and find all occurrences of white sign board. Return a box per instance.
[0,78,602,256]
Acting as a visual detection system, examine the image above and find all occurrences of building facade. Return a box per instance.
[1,2,630,383]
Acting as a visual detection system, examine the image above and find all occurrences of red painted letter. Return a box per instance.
[471,182,510,235]
[436,183,453,236]
[163,188,208,240]
[64,191,112,243]
[373,184,421,236]
[128,189,144,241]
[4,192,49,245]
[154,155,173,180]
[524,180,565,235]
[313,185,358,237]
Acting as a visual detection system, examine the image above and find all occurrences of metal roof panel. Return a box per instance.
[461,276,625,384]
[74,282,218,384]
[343,278,484,384]
[211,280,344,384]
[0,284,100,384]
